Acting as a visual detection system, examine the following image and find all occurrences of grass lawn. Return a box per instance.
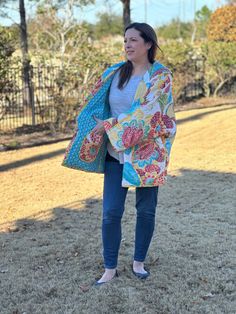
[0,104,235,313]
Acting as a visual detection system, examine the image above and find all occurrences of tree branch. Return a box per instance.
[0,9,18,25]
[213,77,231,97]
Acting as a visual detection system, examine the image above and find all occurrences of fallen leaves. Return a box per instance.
[201,292,215,300]
[79,284,90,292]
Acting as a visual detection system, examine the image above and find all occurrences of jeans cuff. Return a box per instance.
[133,257,145,262]
[104,264,117,269]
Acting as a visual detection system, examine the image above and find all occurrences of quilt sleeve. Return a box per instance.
[84,76,103,103]
[103,71,176,152]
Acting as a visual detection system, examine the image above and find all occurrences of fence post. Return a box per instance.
[30,65,35,125]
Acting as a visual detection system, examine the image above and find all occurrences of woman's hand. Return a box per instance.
[92,115,105,134]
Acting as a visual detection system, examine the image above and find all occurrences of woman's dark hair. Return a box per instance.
[118,22,161,89]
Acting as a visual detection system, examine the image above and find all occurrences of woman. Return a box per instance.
[62,23,176,285]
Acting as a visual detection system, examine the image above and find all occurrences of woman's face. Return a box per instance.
[124,28,152,63]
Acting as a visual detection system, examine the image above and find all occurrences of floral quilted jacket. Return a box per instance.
[62,61,176,187]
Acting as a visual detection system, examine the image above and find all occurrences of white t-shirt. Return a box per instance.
[107,70,143,163]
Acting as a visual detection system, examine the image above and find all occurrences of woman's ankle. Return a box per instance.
[133,260,144,267]
[97,268,117,283]
[133,261,147,274]
[104,268,117,274]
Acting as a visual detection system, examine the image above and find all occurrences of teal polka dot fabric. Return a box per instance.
[62,75,114,173]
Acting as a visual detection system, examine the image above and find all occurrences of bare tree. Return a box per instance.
[30,1,91,68]
[226,0,236,5]
[19,0,35,118]
[0,0,35,120]
[120,0,131,29]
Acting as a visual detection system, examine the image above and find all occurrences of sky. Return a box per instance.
[79,0,227,27]
[0,0,228,28]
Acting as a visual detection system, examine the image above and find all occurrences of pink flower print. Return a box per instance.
[90,131,103,144]
[122,126,144,148]
[156,171,167,185]
[137,169,146,177]
[145,164,160,173]
[103,118,118,132]
[135,142,155,160]
[164,84,170,93]
[159,81,166,89]
[148,129,156,139]
[79,131,103,162]
[153,69,165,76]
[165,75,170,84]
[150,112,161,128]
[160,75,170,91]
[80,140,100,162]
[103,121,112,131]
[157,147,165,162]
[162,115,174,128]
[79,139,94,162]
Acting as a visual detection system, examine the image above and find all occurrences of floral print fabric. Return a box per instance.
[103,65,176,187]
[62,61,176,187]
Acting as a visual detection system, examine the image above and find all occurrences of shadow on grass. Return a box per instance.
[0,148,66,172]
[0,168,235,313]
[1,105,236,173]
[177,105,236,125]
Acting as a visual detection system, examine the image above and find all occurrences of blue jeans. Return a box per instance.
[102,160,158,269]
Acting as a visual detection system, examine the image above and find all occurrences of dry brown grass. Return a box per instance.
[0,104,236,313]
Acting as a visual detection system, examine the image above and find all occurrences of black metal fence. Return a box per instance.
[178,56,205,101]
[0,61,206,132]
[0,65,83,131]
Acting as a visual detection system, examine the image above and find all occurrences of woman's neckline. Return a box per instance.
[130,74,143,79]
[131,62,153,77]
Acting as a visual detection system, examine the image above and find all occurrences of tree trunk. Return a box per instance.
[191,22,197,44]
[213,78,230,97]
[60,32,65,69]
[19,0,35,124]
[121,0,131,30]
